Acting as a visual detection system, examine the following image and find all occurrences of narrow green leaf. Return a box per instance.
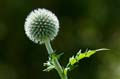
[57,52,64,60]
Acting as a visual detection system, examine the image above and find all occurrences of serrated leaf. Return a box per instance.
[76,53,86,61]
[85,50,96,57]
[43,52,64,72]
[69,56,77,65]
[43,65,55,72]
[65,48,109,73]
[43,54,56,72]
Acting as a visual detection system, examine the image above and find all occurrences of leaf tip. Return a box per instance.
[96,48,110,52]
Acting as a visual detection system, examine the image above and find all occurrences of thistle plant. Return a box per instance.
[24,8,109,79]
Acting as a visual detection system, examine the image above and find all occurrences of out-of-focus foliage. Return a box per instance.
[0,0,120,79]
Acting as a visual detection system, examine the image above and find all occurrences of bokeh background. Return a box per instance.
[0,0,120,79]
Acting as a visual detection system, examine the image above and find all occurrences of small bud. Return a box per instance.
[24,8,59,44]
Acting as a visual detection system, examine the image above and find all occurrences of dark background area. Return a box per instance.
[0,0,120,79]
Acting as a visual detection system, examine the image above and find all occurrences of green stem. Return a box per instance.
[45,40,68,79]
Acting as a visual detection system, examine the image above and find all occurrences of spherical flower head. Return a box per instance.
[24,8,59,44]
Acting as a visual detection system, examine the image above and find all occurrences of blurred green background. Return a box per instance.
[0,0,120,79]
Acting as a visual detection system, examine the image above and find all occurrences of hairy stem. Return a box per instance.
[45,40,68,79]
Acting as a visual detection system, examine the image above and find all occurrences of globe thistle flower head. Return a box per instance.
[24,8,59,44]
